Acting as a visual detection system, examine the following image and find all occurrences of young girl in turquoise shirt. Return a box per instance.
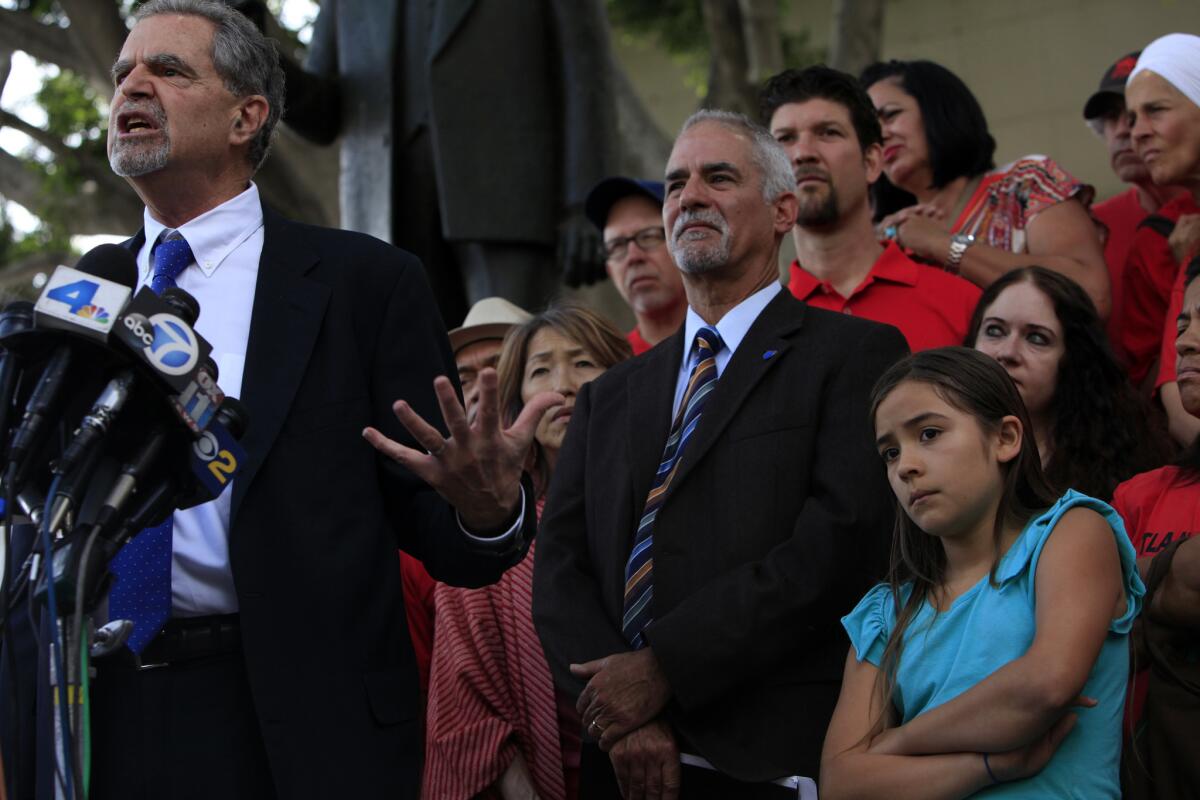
[821,347,1143,798]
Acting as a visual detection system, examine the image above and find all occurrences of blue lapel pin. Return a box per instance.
[762,349,777,360]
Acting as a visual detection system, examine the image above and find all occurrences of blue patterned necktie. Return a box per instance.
[108,233,193,653]
[622,326,724,648]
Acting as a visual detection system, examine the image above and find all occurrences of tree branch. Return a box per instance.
[737,0,783,86]
[0,109,71,159]
[0,9,92,78]
[0,47,13,99]
[0,149,141,236]
[0,250,72,291]
[829,0,884,77]
[58,0,131,94]
[0,150,44,209]
[699,0,755,116]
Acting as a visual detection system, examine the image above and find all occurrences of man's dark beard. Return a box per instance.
[795,184,840,228]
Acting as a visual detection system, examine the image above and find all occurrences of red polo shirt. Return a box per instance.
[1119,193,1200,384]
[627,326,652,356]
[788,241,982,352]
[1094,187,1147,350]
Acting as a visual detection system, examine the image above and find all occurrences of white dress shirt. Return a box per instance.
[134,184,518,614]
[672,281,781,416]
[137,184,263,615]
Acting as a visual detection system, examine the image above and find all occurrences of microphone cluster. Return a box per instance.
[0,242,249,618]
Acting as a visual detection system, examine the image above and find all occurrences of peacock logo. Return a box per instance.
[74,304,110,323]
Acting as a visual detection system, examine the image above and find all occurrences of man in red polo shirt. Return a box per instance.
[760,66,980,351]
[585,177,686,354]
[1084,50,1185,360]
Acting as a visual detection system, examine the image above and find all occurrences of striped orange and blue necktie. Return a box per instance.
[622,325,724,648]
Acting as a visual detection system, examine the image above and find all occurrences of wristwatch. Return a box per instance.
[946,233,976,273]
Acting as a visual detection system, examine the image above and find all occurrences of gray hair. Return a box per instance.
[132,0,285,172]
[678,109,794,204]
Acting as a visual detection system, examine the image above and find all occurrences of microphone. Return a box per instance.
[44,369,139,535]
[7,246,139,484]
[33,244,137,342]
[0,301,34,463]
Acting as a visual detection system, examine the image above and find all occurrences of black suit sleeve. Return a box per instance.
[533,379,630,694]
[372,253,532,588]
[645,323,908,711]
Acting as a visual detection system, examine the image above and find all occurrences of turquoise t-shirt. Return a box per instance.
[841,490,1144,798]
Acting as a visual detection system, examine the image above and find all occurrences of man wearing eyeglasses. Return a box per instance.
[586,178,687,354]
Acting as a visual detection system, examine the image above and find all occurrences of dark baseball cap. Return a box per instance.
[584,177,665,231]
[1083,51,1141,120]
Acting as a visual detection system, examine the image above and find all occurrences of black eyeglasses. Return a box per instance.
[604,227,667,263]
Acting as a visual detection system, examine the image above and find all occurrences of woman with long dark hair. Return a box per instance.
[423,305,632,800]
[966,266,1170,500]
[821,347,1142,798]
[860,60,1110,317]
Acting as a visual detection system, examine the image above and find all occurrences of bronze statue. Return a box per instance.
[248,0,619,323]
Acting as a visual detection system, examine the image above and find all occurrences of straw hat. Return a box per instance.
[447,297,533,353]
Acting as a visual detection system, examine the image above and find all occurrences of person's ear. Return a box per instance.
[230,95,269,147]
[863,142,884,185]
[994,414,1023,464]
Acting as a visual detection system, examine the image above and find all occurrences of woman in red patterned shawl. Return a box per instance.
[424,305,633,800]
[861,59,1111,319]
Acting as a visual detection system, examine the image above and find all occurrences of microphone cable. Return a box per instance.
[36,472,74,798]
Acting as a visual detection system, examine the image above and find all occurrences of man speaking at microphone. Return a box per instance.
[92,2,549,798]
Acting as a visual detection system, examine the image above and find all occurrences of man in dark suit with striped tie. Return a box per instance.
[533,109,908,798]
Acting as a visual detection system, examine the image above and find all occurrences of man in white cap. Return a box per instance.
[1084,49,1183,347]
[449,297,534,423]
[1125,33,1200,449]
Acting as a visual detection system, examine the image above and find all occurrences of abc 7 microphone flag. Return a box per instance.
[32,255,246,497]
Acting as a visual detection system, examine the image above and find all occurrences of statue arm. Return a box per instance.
[549,0,619,286]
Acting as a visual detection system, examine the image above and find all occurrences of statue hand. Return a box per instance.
[559,207,606,287]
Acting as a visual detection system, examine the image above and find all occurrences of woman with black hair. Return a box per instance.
[1112,255,1200,800]
[861,60,1111,317]
[966,266,1170,501]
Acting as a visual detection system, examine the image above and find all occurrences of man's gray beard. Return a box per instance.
[109,138,170,177]
[670,211,733,275]
[672,238,731,275]
[795,185,840,228]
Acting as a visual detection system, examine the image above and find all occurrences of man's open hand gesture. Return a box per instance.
[364,368,562,531]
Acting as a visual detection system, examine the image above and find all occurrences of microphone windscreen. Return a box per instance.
[215,396,249,440]
[0,301,35,338]
[161,287,200,326]
[74,243,138,290]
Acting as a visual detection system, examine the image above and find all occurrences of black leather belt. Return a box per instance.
[134,613,241,670]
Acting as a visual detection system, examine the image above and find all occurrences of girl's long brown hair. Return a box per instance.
[866,347,1058,729]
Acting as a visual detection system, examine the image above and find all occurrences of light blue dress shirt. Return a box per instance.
[671,281,781,416]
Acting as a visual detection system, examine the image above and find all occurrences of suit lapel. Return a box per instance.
[122,230,146,256]
[230,209,329,521]
[665,291,805,497]
[624,333,683,544]
[430,0,477,59]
